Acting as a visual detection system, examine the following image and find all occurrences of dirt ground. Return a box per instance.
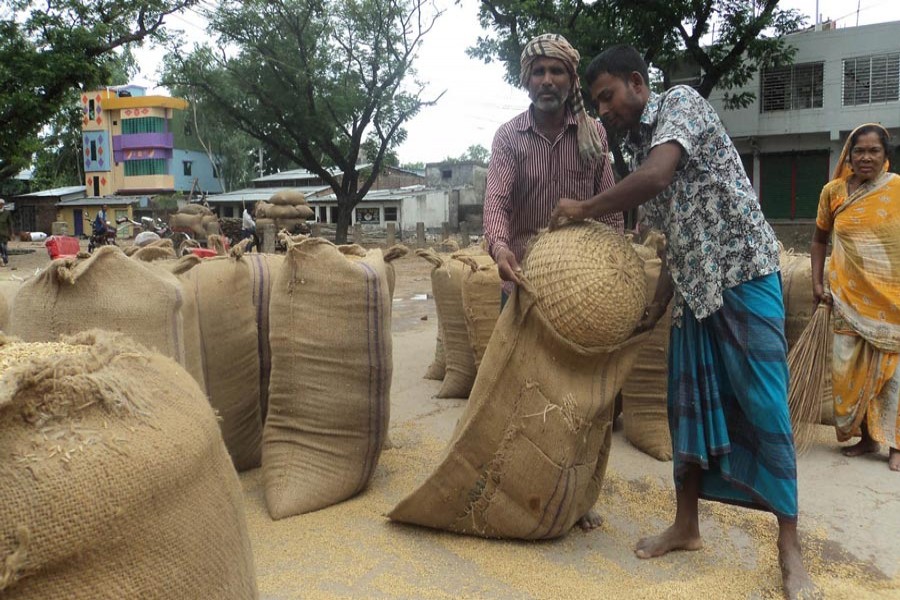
[3,241,899,598]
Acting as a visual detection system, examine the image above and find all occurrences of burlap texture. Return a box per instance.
[263,239,391,519]
[182,250,263,471]
[131,244,176,262]
[458,255,502,370]
[169,212,206,238]
[389,285,646,539]
[424,326,446,380]
[247,253,283,424]
[417,249,477,398]
[268,190,308,206]
[621,245,672,461]
[0,332,256,599]
[9,247,205,391]
[0,293,7,333]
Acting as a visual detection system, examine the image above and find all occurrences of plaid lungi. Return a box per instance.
[668,272,798,521]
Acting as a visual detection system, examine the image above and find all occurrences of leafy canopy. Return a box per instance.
[0,0,197,183]
[163,0,442,243]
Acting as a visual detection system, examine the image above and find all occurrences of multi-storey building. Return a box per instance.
[707,20,900,220]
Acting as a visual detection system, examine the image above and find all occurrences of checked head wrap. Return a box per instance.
[520,33,603,162]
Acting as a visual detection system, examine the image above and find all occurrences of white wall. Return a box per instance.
[710,21,900,141]
[400,190,449,230]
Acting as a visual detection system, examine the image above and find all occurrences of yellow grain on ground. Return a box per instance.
[245,420,900,599]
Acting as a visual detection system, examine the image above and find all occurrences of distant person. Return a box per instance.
[242,206,257,252]
[482,33,622,533]
[548,45,815,599]
[0,198,12,266]
[811,123,900,472]
[94,204,109,235]
[483,33,623,308]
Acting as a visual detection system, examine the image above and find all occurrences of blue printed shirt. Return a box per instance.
[624,86,780,324]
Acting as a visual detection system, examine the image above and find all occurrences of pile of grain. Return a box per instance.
[0,332,256,599]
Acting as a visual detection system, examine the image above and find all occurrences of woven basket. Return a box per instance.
[523,222,646,347]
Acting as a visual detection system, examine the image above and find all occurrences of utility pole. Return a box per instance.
[258,147,264,177]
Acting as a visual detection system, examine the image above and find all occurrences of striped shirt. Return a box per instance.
[484,106,622,292]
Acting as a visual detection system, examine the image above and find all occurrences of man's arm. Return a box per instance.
[483,128,521,283]
[549,141,683,229]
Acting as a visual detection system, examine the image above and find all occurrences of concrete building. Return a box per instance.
[79,84,223,198]
[707,20,900,220]
[7,185,84,235]
[425,161,488,229]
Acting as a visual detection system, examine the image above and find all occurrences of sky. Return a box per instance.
[134,0,900,165]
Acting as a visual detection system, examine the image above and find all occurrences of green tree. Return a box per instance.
[469,0,804,177]
[470,0,805,108]
[0,1,198,184]
[164,0,443,244]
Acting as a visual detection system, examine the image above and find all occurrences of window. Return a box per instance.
[183,161,192,176]
[88,99,95,120]
[760,62,824,112]
[356,207,380,224]
[384,206,398,222]
[184,122,192,136]
[843,53,900,106]
[90,141,97,161]
[121,117,166,134]
[441,169,452,179]
[124,159,167,176]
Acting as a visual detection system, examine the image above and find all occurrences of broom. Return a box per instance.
[787,303,832,454]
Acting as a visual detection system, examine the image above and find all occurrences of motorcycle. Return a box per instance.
[85,214,118,253]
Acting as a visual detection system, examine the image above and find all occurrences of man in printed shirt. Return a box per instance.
[549,45,816,599]
[483,33,623,304]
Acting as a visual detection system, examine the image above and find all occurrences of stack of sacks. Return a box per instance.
[0,279,23,332]
[0,332,256,599]
[416,249,478,398]
[127,238,177,262]
[621,232,673,461]
[263,237,391,519]
[8,246,205,393]
[457,254,502,370]
[390,222,648,539]
[169,204,219,239]
[178,240,264,472]
[255,190,315,234]
[780,249,835,425]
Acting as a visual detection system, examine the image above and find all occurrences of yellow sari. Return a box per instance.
[816,146,900,447]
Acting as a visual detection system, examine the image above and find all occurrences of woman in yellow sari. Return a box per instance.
[811,123,900,471]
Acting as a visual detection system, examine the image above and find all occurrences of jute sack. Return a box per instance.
[382,245,409,301]
[178,203,215,216]
[389,285,647,538]
[131,240,177,262]
[0,293,7,333]
[0,332,256,599]
[417,249,477,398]
[621,242,673,461]
[9,246,205,391]
[169,212,206,237]
[457,254,502,370]
[247,253,284,423]
[424,325,446,380]
[181,242,262,471]
[0,280,20,332]
[268,190,307,206]
[264,238,391,519]
[258,203,314,221]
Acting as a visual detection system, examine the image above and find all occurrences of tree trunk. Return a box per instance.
[334,195,353,244]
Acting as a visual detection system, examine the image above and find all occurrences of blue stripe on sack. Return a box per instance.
[355,261,384,494]
[526,452,569,538]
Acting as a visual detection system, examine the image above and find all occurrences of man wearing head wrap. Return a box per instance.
[483,33,623,300]
[482,34,622,533]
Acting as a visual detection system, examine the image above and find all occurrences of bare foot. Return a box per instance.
[779,538,820,599]
[840,438,880,457]
[634,524,702,559]
[889,448,900,472]
[576,509,603,531]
